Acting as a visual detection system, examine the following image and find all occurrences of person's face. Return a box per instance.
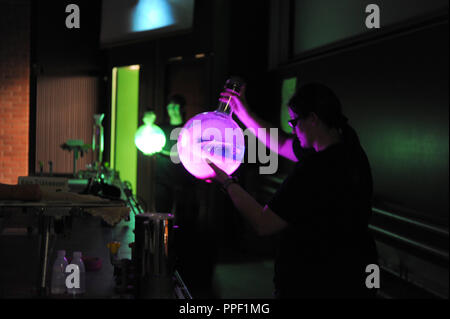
[288,108,315,149]
[167,102,181,120]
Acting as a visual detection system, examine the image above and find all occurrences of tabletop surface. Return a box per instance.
[0,200,126,208]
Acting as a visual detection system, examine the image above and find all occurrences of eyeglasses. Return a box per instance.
[288,117,300,128]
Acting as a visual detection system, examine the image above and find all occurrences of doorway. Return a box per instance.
[110,65,140,195]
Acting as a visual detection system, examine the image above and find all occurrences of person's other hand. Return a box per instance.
[205,159,230,185]
[219,85,250,120]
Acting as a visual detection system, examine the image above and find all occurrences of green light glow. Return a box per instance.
[280,77,297,134]
[135,112,166,155]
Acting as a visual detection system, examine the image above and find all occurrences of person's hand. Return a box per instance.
[205,159,230,185]
[219,85,250,120]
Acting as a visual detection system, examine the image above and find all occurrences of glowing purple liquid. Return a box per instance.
[177,111,245,179]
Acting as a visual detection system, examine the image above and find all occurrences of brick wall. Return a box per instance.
[0,0,30,184]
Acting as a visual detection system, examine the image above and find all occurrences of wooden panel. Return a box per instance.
[35,76,99,174]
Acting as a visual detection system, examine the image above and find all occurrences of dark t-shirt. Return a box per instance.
[154,124,197,214]
[268,131,377,298]
[155,124,186,184]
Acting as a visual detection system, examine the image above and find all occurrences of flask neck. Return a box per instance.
[216,99,233,115]
[216,81,242,115]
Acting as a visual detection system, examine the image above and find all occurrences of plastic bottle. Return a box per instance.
[92,113,105,170]
[50,250,68,295]
[67,251,86,295]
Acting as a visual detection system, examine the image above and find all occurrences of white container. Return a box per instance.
[50,250,68,295]
[67,251,86,295]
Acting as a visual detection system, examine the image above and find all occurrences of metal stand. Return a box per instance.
[37,211,50,297]
[1,200,127,297]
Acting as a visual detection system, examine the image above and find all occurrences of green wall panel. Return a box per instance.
[113,66,139,195]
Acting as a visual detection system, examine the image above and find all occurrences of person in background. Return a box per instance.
[207,82,378,298]
[154,94,214,296]
[154,93,194,216]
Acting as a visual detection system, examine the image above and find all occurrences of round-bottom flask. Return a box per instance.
[177,77,245,179]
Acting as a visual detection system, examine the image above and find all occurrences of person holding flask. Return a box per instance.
[207,82,378,298]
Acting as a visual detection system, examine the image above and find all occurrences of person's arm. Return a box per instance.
[0,183,42,201]
[220,88,298,162]
[208,161,288,236]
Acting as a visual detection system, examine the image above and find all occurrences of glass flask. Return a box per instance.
[92,113,105,169]
[135,111,166,155]
[177,78,245,179]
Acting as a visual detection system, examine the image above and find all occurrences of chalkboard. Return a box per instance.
[293,0,448,56]
[291,21,448,225]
